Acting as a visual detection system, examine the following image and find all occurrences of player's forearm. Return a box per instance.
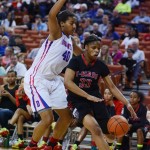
[110,87,129,106]
[49,0,67,17]
[65,81,89,99]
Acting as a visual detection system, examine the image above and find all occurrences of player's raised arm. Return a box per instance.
[48,0,67,40]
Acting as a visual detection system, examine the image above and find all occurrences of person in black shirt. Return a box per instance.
[0,70,19,128]
[115,91,149,150]
[64,34,137,150]
[119,48,136,89]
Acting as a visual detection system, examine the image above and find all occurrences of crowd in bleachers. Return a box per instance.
[0,0,150,149]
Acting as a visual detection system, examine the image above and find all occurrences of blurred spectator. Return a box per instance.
[126,0,140,8]
[90,23,102,38]
[27,39,45,59]
[0,36,9,56]
[121,27,139,49]
[99,45,113,65]
[0,6,7,20]
[0,12,16,29]
[0,26,8,36]
[17,53,26,64]
[0,70,19,128]
[98,15,109,36]
[114,0,131,15]
[11,36,26,54]
[110,40,123,65]
[83,18,93,32]
[119,48,136,89]
[120,24,132,40]
[0,35,2,45]
[14,15,32,30]
[80,31,90,48]
[123,39,145,82]
[130,8,150,33]
[113,0,122,7]
[0,56,6,76]
[110,10,121,27]
[2,46,14,67]
[21,0,40,16]
[6,54,27,78]
[36,0,48,18]
[103,23,120,40]
[87,1,100,19]
[92,8,104,24]
[32,14,48,31]
[74,3,88,21]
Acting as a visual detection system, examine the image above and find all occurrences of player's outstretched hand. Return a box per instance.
[86,95,104,102]
[127,103,138,120]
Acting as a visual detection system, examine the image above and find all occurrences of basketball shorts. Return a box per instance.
[24,76,68,112]
[72,100,110,134]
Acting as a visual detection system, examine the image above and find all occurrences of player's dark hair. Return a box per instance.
[131,90,145,103]
[84,34,101,48]
[57,10,76,24]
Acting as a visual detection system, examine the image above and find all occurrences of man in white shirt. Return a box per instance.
[6,54,27,77]
[123,39,145,82]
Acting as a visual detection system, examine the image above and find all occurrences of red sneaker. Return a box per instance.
[24,146,40,150]
[42,144,62,150]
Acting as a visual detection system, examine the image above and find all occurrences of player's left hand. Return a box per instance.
[127,103,138,120]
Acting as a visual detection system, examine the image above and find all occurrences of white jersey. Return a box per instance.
[25,34,73,81]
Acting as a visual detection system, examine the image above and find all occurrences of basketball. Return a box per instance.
[107,115,129,138]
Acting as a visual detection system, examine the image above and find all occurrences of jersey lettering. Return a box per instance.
[62,50,71,62]
[79,78,92,88]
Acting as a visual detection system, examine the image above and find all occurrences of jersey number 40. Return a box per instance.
[62,50,71,62]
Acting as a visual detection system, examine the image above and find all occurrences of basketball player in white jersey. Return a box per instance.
[23,0,88,149]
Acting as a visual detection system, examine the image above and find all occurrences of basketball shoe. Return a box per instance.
[69,144,78,150]
[38,140,47,149]
[12,138,24,148]
[43,143,62,150]
[0,128,9,137]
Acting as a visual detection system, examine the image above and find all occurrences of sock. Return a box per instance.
[29,138,38,147]
[91,141,96,146]
[18,134,23,140]
[115,143,122,149]
[74,140,81,146]
[43,136,49,143]
[137,144,143,150]
[48,137,59,147]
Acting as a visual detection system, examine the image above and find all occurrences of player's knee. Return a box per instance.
[42,116,53,126]
[91,125,103,137]
[15,108,22,115]
[60,114,72,124]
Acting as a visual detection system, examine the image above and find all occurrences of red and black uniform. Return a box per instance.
[67,54,111,134]
[123,103,149,137]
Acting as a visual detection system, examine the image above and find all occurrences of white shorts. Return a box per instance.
[24,76,67,112]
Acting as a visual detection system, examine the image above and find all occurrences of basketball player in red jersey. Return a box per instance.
[65,34,138,150]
